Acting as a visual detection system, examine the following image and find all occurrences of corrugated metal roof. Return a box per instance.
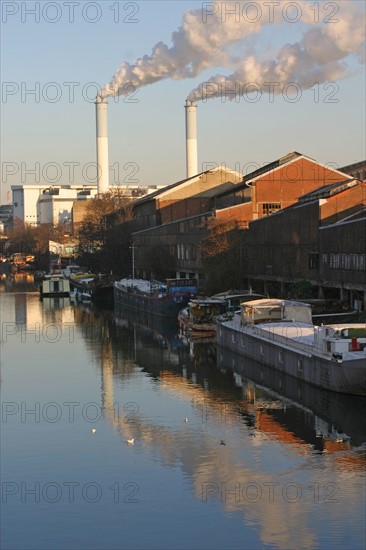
[298,179,358,202]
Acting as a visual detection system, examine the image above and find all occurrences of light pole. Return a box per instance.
[130,243,135,279]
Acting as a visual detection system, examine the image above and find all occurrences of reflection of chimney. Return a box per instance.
[95,97,109,194]
[185,100,197,178]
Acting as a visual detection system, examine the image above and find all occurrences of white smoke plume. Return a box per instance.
[188,1,365,101]
[100,1,365,100]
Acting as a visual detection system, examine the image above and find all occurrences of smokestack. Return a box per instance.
[185,100,197,178]
[95,96,109,194]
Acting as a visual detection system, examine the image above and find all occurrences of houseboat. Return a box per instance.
[178,291,266,339]
[178,297,227,338]
[114,278,198,318]
[39,274,71,298]
[216,298,366,396]
[69,273,113,304]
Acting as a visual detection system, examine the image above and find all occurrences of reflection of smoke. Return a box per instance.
[100,1,365,100]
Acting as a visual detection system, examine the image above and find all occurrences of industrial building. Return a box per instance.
[125,152,352,282]
[11,184,98,226]
[11,183,161,227]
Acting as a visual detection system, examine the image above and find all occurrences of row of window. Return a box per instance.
[177,244,197,261]
[323,253,365,270]
[178,217,209,233]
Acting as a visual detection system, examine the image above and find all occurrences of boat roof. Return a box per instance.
[213,290,264,299]
[243,298,311,308]
[190,297,226,305]
[325,324,366,329]
[259,322,315,345]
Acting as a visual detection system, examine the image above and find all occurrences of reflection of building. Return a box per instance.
[14,293,27,325]
[62,304,365,550]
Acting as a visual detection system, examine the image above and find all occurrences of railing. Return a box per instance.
[226,319,314,357]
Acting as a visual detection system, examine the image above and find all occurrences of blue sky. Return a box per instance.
[1,0,365,203]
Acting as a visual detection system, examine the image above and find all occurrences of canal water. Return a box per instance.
[1,275,366,550]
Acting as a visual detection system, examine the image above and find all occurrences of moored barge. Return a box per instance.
[114,278,198,318]
[216,298,366,395]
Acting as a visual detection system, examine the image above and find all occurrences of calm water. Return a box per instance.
[1,274,366,550]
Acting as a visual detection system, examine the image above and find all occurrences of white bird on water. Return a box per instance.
[127,438,135,445]
[184,418,189,423]
[91,428,96,434]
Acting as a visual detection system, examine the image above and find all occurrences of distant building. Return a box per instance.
[12,184,98,226]
[340,160,366,182]
[11,184,163,227]
[0,204,13,230]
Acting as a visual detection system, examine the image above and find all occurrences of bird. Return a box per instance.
[184,418,189,423]
[126,438,135,445]
[220,440,226,446]
[91,428,96,434]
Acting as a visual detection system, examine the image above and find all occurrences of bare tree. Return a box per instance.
[76,190,134,273]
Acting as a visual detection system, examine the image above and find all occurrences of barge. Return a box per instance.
[114,278,198,318]
[39,274,70,298]
[216,298,366,395]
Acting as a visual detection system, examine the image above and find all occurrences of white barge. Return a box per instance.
[216,299,366,396]
[39,274,70,298]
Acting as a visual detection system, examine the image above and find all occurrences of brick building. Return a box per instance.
[129,166,242,279]
[127,152,351,282]
[237,179,366,305]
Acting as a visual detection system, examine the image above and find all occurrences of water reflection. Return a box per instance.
[217,346,366,453]
[2,289,365,550]
[75,304,366,543]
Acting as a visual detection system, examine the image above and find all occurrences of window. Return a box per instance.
[341,254,350,270]
[351,254,359,270]
[330,253,340,269]
[309,253,319,269]
[262,203,281,215]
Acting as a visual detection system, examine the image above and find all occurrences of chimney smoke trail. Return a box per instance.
[98,1,364,103]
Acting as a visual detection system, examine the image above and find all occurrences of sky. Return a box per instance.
[1,0,365,204]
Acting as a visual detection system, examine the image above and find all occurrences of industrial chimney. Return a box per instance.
[95,96,109,194]
[185,100,197,178]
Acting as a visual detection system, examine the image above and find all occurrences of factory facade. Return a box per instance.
[127,152,351,274]
[107,151,365,304]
